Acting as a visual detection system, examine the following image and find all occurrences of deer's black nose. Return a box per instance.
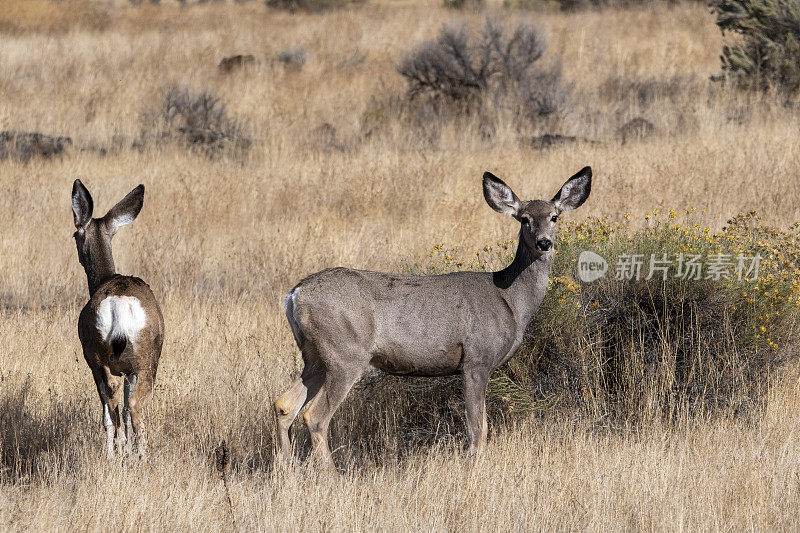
[536,239,552,252]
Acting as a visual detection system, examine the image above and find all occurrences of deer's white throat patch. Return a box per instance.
[96,296,147,344]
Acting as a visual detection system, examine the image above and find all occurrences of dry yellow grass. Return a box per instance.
[1,0,800,530]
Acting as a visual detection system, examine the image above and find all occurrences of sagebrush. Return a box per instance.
[140,86,250,158]
[266,0,360,12]
[397,19,569,129]
[411,211,800,423]
[714,0,800,94]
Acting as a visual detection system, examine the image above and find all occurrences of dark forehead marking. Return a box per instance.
[519,199,554,217]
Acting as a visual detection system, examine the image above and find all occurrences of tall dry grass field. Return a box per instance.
[1,0,799,530]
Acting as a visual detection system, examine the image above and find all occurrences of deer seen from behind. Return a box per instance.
[274,166,592,468]
[71,180,164,458]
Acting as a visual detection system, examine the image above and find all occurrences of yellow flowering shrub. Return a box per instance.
[413,210,799,421]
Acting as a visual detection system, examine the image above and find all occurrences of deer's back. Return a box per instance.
[289,267,520,376]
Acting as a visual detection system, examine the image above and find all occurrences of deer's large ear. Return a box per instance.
[72,179,93,229]
[483,172,521,217]
[552,166,591,212]
[103,184,145,236]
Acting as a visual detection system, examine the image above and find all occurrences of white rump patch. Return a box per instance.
[284,288,304,346]
[96,296,147,345]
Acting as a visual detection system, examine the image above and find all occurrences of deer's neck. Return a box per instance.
[492,233,552,326]
[84,247,117,297]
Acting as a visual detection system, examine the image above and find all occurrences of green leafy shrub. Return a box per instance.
[714,0,800,94]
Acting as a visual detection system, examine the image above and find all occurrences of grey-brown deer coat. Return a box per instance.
[275,167,592,468]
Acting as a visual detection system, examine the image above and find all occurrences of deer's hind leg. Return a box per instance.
[274,357,325,463]
[302,359,364,470]
[92,367,123,459]
[125,373,154,456]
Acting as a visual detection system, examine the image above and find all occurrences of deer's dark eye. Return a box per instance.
[551,215,559,223]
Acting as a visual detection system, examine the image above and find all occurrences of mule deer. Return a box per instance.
[71,180,164,458]
[274,167,592,467]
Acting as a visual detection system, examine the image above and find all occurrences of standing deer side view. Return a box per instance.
[274,166,592,467]
[71,180,164,458]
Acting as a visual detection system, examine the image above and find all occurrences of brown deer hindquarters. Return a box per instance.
[81,276,163,377]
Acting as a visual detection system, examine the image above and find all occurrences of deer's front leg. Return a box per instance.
[463,367,490,456]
